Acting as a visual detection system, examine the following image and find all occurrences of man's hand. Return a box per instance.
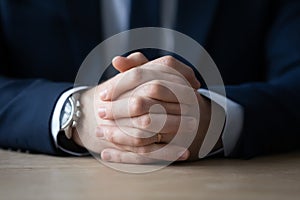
[71,53,150,154]
[93,53,215,163]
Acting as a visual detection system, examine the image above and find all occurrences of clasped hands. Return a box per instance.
[73,52,213,164]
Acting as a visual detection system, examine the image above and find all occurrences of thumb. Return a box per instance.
[112,52,148,72]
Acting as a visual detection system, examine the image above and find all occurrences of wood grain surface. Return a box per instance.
[0,149,299,200]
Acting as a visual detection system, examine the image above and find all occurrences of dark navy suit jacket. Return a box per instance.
[0,0,299,157]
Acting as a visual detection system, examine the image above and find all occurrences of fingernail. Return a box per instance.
[102,151,111,161]
[96,127,104,138]
[178,151,189,161]
[98,107,106,118]
[99,89,108,100]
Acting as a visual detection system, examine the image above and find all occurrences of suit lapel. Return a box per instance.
[174,0,220,46]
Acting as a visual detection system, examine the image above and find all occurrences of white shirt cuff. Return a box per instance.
[51,86,90,156]
[198,89,244,157]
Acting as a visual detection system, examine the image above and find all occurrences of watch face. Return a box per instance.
[60,98,74,129]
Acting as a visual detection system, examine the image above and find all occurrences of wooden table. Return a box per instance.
[0,149,299,200]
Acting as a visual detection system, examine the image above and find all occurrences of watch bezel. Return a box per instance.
[60,97,75,130]
[59,93,82,139]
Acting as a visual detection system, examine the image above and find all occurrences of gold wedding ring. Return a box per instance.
[156,133,162,144]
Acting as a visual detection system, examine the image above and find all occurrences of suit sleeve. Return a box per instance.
[0,27,73,155]
[225,0,300,158]
[0,76,73,155]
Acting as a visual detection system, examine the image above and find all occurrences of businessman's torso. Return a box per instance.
[0,0,275,84]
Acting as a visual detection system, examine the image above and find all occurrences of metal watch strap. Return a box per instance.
[51,86,89,150]
[64,93,82,139]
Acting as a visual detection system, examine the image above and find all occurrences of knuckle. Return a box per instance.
[133,52,144,58]
[146,81,162,97]
[130,67,143,83]
[162,55,176,67]
[129,96,145,116]
[136,114,151,129]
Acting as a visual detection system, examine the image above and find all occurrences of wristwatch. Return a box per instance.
[59,93,82,139]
